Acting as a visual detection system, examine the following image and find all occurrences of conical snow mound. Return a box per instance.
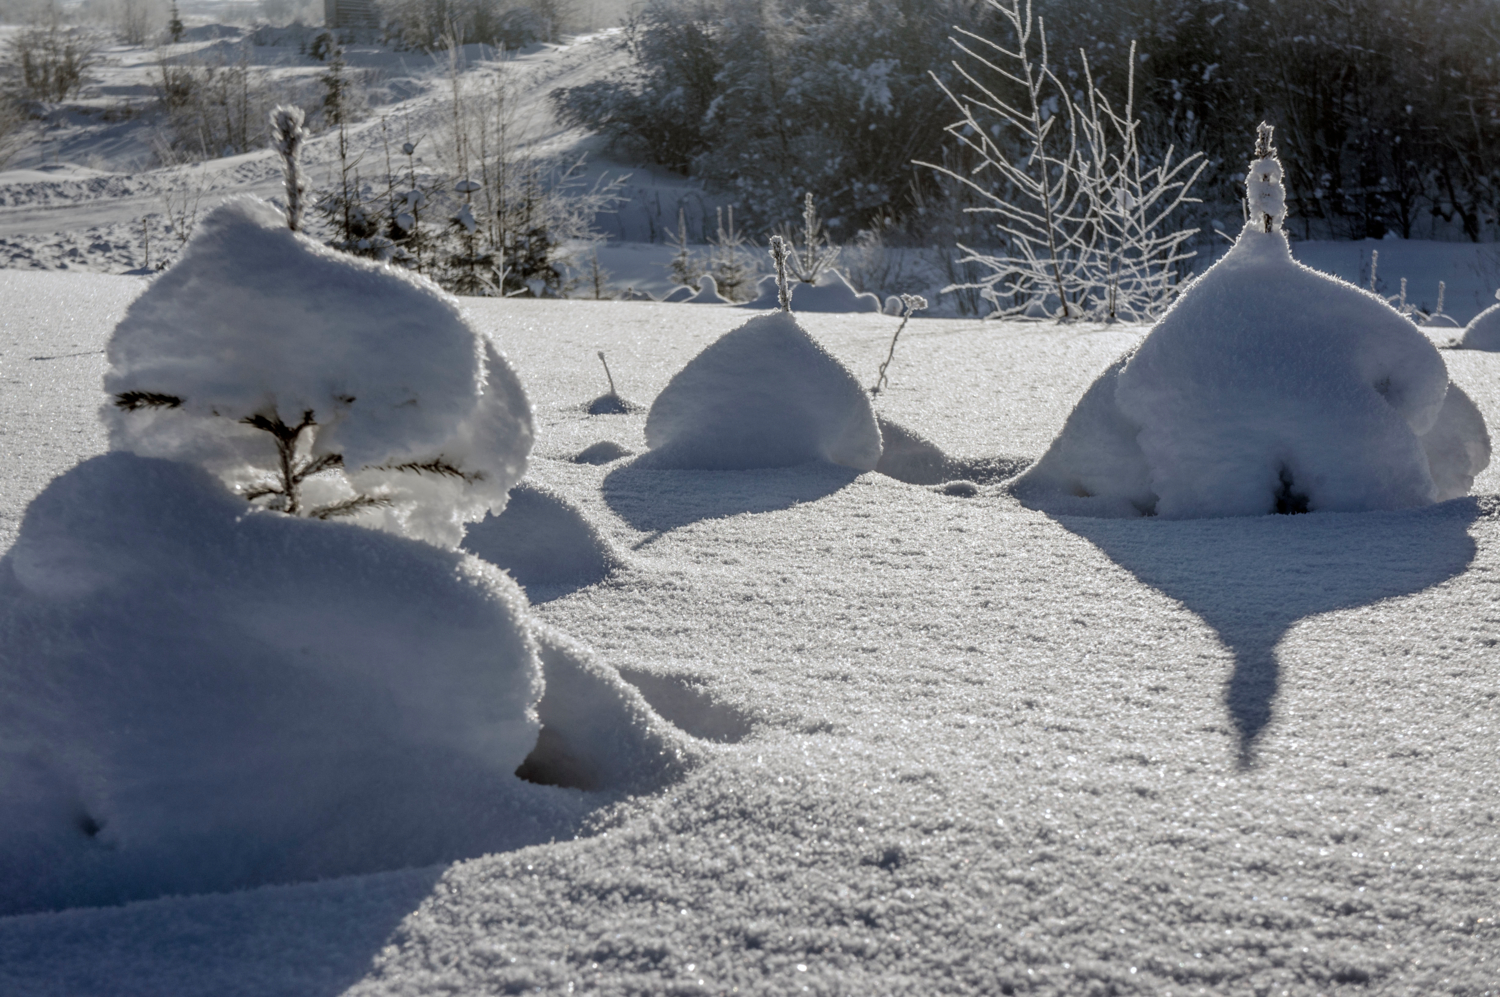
[1015,130,1489,518]
[643,311,882,470]
[105,197,534,547]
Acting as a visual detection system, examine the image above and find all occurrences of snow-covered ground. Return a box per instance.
[2,270,1498,995]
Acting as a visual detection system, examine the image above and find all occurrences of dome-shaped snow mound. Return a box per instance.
[643,311,882,470]
[0,453,549,915]
[1460,301,1500,351]
[1014,227,1490,518]
[104,196,533,547]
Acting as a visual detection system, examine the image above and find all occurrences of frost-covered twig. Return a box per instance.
[871,294,929,397]
[769,236,793,312]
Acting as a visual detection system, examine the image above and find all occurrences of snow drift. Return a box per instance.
[741,269,881,313]
[1014,136,1490,519]
[1461,296,1500,351]
[0,453,554,916]
[642,311,882,470]
[103,197,534,548]
[462,481,622,598]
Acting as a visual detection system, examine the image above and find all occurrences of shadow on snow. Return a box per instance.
[1052,497,1488,766]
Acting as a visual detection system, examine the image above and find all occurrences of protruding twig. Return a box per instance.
[871,294,928,397]
[597,350,617,396]
[270,105,307,232]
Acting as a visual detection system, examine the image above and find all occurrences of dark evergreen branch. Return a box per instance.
[115,390,184,411]
[376,457,484,483]
[307,494,393,520]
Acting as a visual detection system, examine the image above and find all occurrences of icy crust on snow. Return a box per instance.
[1020,226,1489,518]
[741,269,882,313]
[103,197,534,547]
[643,311,883,471]
[1461,302,1500,351]
[0,453,550,915]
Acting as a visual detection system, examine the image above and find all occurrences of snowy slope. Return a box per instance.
[2,275,1499,995]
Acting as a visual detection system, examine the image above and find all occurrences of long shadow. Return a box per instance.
[1055,498,1485,765]
[602,458,861,536]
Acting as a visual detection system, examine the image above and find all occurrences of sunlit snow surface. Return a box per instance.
[2,273,1499,995]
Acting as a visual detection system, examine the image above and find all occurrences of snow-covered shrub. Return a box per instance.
[644,308,882,470]
[104,196,534,548]
[0,452,548,915]
[462,481,622,597]
[1013,125,1490,519]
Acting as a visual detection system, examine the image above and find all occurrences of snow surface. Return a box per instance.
[643,311,882,471]
[104,197,534,547]
[2,278,1500,995]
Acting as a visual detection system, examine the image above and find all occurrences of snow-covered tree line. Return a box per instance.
[555,0,1500,245]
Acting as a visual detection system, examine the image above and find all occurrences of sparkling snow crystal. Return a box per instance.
[1015,127,1489,518]
[643,311,882,470]
[103,196,534,547]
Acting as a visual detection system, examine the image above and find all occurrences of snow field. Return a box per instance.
[1,279,1499,993]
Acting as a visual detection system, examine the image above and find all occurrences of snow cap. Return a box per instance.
[104,196,533,547]
[644,311,882,470]
[1246,121,1286,233]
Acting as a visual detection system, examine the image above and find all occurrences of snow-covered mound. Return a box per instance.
[104,197,533,548]
[1460,299,1500,351]
[0,453,552,916]
[1015,136,1489,519]
[741,269,881,313]
[643,311,882,470]
[682,274,732,304]
[462,481,622,598]
[573,440,633,464]
[660,285,695,303]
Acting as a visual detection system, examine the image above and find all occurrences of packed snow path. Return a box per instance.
[1,273,1498,995]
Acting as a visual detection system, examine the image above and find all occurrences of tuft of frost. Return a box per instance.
[0,453,551,915]
[103,197,533,548]
[642,311,882,470]
[740,269,881,313]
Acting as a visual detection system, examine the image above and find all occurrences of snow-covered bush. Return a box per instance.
[0,452,548,915]
[1013,125,1490,519]
[104,196,534,548]
[645,255,882,470]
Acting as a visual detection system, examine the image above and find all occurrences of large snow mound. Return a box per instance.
[741,269,881,313]
[643,311,882,471]
[1018,224,1488,518]
[0,453,553,916]
[1460,301,1500,351]
[104,197,534,547]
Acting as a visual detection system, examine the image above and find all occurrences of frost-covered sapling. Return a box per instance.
[106,196,534,548]
[270,105,306,233]
[784,193,841,286]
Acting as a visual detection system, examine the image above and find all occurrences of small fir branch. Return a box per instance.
[769,236,792,312]
[308,494,394,520]
[378,457,484,483]
[115,390,184,411]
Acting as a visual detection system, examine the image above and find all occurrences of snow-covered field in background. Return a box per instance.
[2,270,1498,995]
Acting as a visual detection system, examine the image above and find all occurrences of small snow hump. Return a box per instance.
[1017,125,1488,519]
[642,311,882,471]
[740,269,882,313]
[1460,296,1500,351]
